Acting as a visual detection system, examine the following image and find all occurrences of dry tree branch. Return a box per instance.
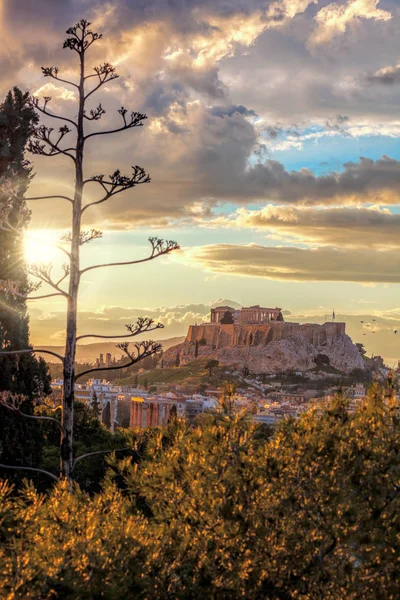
[0,463,58,482]
[0,392,63,433]
[81,166,150,213]
[61,229,103,246]
[76,317,164,341]
[75,339,162,381]
[84,108,147,141]
[31,96,78,128]
[72,448,132,471]
[27,293,66,301]
[28,124,76,163]
[0,279,65,301]
[63,19,103,54]
[80,237,179,276]
[83,103,106,121]
[0,279,66,302]
[84,63,119,100]
[24,195,74,203]
[41,67,79,90]
[28,263,70,297]
[0,348,65,362]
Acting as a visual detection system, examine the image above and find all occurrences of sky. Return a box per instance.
[3,0,400,360]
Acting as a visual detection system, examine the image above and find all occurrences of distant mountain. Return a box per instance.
[36,336,186,363]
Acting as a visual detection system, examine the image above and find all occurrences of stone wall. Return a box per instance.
[186,321,346,349]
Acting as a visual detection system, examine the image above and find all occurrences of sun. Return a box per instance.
[23,230,62,265]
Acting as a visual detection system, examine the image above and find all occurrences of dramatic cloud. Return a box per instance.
[1,0,400,233]
[183,243,400,283]
[310,0,391,46]
[213,205,400,248]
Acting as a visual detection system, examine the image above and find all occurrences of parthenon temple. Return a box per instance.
[210,305,284,325]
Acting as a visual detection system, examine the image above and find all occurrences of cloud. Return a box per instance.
[212,205,400,248]
[210,105,257,118]
[310,0,391,46]
[182,243,400,283]
[368,63,400,85]
[3,0,400,234]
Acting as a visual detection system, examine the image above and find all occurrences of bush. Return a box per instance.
[1,382,400,599]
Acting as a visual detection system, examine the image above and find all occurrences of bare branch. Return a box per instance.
[80,237,180,276]
[84,109,147,141]
[0,393,63,433]
[0,283,64,301]
[73,448,132,470]
[81,166,150,213]
[27,263,69,298]
[0,279,66,302]
[28,125,76,163]
[83,103,106,121]
[61,229,103,246]
[30,96,78,128]
[63,19,103,54]
[25,195,73,204]
[0,348,64,362]
[75,340,162,381]
[41,67,78,90]
[55,263,70,286]
[84,63,119,100]
[76,317,164,341]
[26,293,66,301]
[0,463,58,482]
[28,263,69,297]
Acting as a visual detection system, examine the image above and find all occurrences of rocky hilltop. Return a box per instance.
[163,307,365,374]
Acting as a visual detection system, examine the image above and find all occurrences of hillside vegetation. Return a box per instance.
[1,382,400,599]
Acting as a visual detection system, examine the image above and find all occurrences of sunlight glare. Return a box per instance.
[24,230,62,264]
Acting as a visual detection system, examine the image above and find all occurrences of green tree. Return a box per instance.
[91,391,101,419]
[205,359,219,377]
[0,88,51,480]
[38,400,134,492]
[102,401,111,430]
[2,384,400,597]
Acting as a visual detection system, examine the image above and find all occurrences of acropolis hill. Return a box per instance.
[163,305,365,374]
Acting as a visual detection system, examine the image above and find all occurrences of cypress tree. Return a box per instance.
[0,88,51,475]
[102,401,111,429]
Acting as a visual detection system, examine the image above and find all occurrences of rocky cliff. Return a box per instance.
[163,322,365,374]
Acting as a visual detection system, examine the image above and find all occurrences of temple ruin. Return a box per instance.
[163,304,363,374]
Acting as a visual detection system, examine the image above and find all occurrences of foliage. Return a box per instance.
[220,311,234,324]
[0,88,51,479]
[37,401,135,493]
[102,400,111,429]
[2,382,400,598]
[205,358,219,376]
